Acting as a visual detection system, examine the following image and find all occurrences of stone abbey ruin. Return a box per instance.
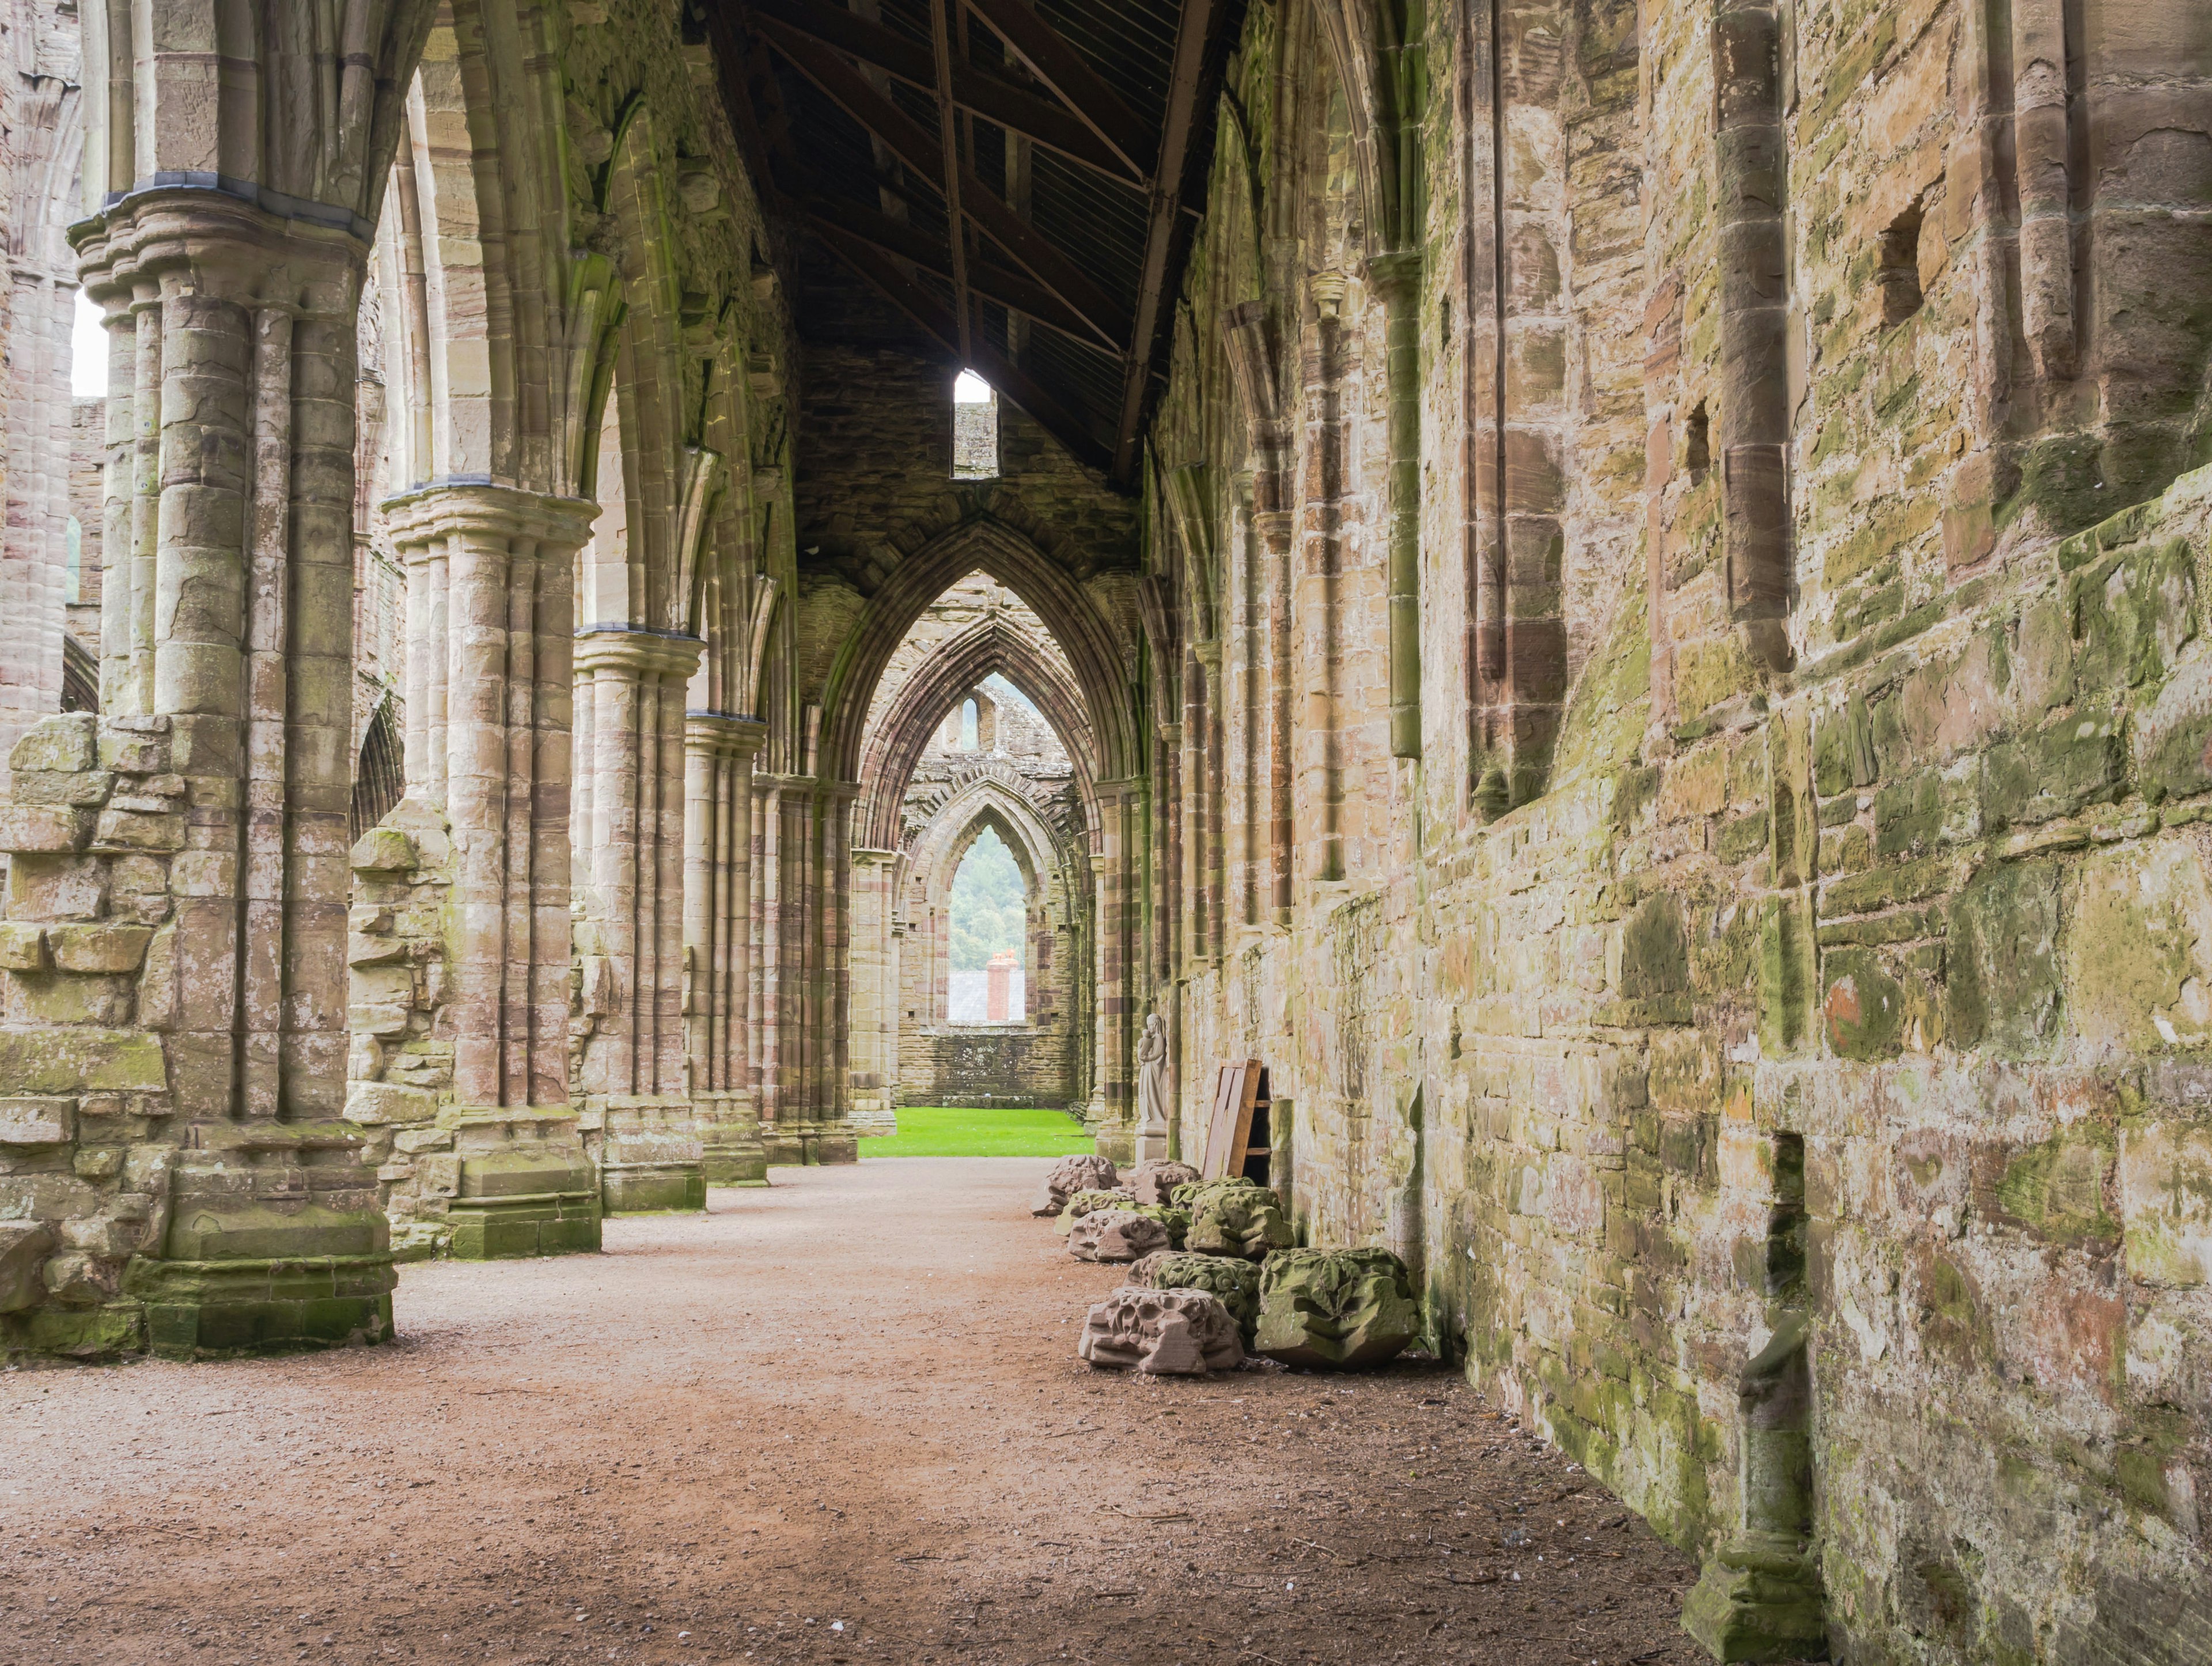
[0,0,2208,1659]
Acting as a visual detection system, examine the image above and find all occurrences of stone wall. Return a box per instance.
[1147,0,2212,1659]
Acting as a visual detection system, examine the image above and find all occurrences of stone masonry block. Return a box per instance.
[0,806,94,853]
[11,714,95,774]
[47,924,154,975]
[0,1222,55,1312]
[0,1098,76,1145]
[0,923,48,970]
[344,1080,438,1125]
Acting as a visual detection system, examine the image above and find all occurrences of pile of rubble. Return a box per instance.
[1030,1156,1422,1377]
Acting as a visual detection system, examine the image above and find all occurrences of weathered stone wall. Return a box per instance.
[1147,0,2212,1658]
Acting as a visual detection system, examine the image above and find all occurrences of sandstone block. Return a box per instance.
[1069,1209,1171,1262]
[0,806,93,853]
[48,924,154,975]
[1145,1251,1263,1341]
[97,735,166,775]
[0,923,48,970]
[349,1003,414,1039]
[12,770,115,808]
[12,714,95,774]
[1077,1285,1244,1374]
[350,826,421,874]
[61,1215,143,1257]
[1183,1179,1295,1259]
[0,1097,75,1145]
[1032,1152,1119,1216]
[1128,1159,1199,1205]
[92,807,185,852]
[346,1080,438,1125]
[2120,1119,2212,1287]
[72,1148,123,1180]
[1055,1187,1135,1234]
[1254,1248,1421,1369]
[42,1250,120,1305]
[0,1222,55,1311]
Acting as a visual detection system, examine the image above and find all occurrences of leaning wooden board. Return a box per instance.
[1200,1059,1263,1180]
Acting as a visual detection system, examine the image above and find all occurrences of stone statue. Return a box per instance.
[1136,1012,1170,1162]
[1138,1013,1169,1129]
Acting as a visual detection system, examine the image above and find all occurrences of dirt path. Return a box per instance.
[1,1159,1701,1665]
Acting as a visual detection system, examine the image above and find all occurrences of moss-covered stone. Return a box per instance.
[1056,1186,1137,1234]
[1146,1251,1262,1339]
[1185,1182,1294,1258]
[1253,1247,1420,1369]
[1948,861,2062,1054]
[1979,708,2123,828]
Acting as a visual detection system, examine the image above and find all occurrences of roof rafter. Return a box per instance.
[747,0,1145,187]
[797,194,1100,347]
[755,17,1132,352]
[818,227,1117,476]
[960,0,1154,180]
[1109,0,1222,483]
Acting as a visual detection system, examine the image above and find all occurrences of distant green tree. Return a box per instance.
[949,828,1026,970]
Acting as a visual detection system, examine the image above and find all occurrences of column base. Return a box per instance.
[761,1120,859,1166]
[446,1109,603,1259]
[130,1123,400,1357]
[123,1253,397,1361]
[696,1091,770,1185]
[1093,1125,1137,1167]
[597,1097,709,1214]
[1681,1535,1829,1663]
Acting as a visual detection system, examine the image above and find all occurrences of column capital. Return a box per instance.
[574,625,705,681]
[684,711,770,757]
[1190,638,1223,671]
[380,482,600,555]
[1363,247,1425,302]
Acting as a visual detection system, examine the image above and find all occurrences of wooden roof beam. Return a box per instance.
[755,19,1132,351]
[747,0,1144,187]
[818,229,1119,478]
[1109,0,1222,483]
[961,0,1154,180]
[797,195,1103,347]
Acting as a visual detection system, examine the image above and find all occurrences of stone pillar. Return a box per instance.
[0,190,395,1357]
[0,265,77,798]
[684,712,768,1183]
[1089,777,1142,1162]
[1369,249,1423,761]
[574,627,707,1215]
[363,485,601,1260]
[844,844,902,1137]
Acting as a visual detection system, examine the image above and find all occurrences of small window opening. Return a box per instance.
[952,369,998,480]
[1685,401,1710,486]
[1878,203,1925,327]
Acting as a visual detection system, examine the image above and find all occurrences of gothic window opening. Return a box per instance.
[947,826,1026,1024]
[952,370,999,480]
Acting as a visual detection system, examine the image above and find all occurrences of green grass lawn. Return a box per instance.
[859,1105,1096,1159]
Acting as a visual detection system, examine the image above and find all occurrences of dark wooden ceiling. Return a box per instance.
[701,0,1243,489]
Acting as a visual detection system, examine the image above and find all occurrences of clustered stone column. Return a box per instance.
[683,711,768,1182]
[573,626,708,1213]
[0,190,395,1355]
[1088,779,1142,1160]
[352,484,601,1259]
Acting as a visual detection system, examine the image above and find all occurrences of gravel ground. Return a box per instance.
[0,1158,1702,1665]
